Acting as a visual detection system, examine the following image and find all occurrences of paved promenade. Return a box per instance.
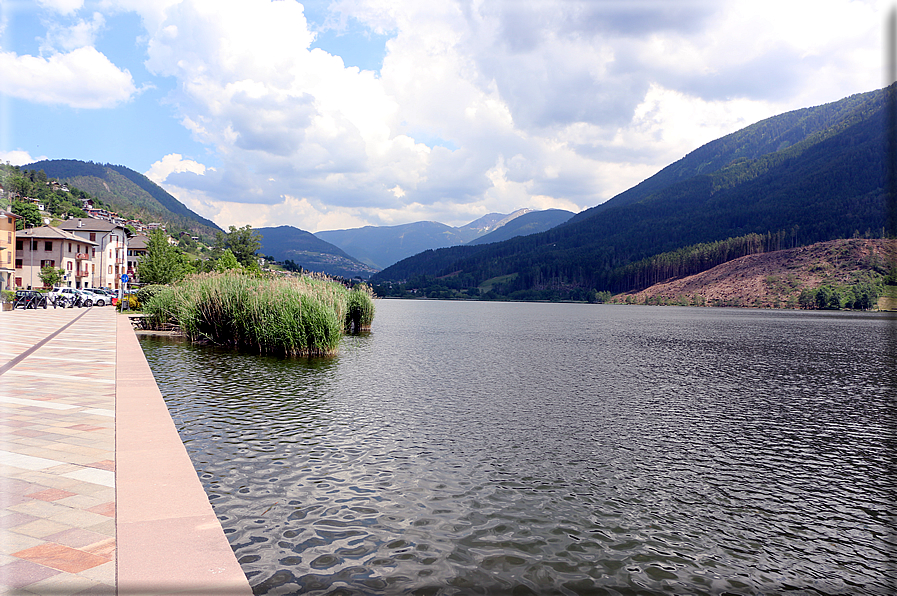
[0,306,252,595]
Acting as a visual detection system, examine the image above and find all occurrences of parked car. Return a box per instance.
[50,287,94,307]
[13,290,48,309]
[81,288,108,306]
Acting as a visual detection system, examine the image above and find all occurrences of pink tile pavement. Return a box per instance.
[116,314,252,595]
[2,308,252,595]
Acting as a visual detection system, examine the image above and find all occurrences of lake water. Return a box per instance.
[138,300,897,595]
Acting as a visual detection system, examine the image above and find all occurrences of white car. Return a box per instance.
[82,288,108,306]
[49,287,95,307]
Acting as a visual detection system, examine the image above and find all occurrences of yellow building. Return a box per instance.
[0,209,21,291]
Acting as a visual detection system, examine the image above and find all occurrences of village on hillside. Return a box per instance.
[0,171,179,294]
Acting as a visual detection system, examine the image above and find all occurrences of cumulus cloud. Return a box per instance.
[0,150,47,166]
[126,0,881,231]
[0,46,136,109]
[39,11,106,54]
[145,153,208,184]
[37,0,84,15]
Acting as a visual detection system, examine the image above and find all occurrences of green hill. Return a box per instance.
[258,225,379,279]
[373,85,891,300]
[24,159,222,241]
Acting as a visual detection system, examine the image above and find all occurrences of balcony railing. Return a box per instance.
[76,253,89,260]
[75,270,89,278]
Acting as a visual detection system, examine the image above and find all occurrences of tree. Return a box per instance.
[12,201,42,230]
[39,266,64,288]
[798,288,816,309]
[215,249,241,272]
[137,229,194,284]
[223,225,261,268]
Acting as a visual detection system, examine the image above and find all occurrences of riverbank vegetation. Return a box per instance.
[142,272,375,357]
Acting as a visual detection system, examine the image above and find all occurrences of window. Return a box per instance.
[16,240,22,250]
[15,277,21,286]
[108,265,112,274]
[92,248,95,257]
[6,231,10,243]
[89,232,96,241]
[68,242,72,252]
[92,264,95,273]
[6,252,10,264]
[30,240,38,250]
[67,261,73,270]
[44,241,52,251]
[15,259,21,268]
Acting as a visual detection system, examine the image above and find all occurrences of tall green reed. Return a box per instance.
[141,271,369,357]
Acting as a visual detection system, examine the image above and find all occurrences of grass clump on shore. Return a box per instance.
[142,272,374,357]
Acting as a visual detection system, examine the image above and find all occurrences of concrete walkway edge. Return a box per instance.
[115,315,252,595]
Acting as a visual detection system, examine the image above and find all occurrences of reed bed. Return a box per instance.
[142,272,375,357]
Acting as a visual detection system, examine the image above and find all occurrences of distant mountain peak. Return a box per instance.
[458,208,532,233]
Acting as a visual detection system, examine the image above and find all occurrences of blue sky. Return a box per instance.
[0,0,887,232]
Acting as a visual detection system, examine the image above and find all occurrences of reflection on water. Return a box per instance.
[140,302,897,595]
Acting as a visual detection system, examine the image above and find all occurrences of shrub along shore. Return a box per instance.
[142,272,375,357]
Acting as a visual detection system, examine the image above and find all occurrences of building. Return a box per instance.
[126,234,148,280]
[1,209,21,291]
[14,226,98,289]
[59,218,131,289]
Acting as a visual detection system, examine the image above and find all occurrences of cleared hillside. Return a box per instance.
[613,239,895,308]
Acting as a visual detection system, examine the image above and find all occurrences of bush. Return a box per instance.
[142,272,371,357]
[345,284,375,332]
[136,284,168,305]
[116,295,140,311]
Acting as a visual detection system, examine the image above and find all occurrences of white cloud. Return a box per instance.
[39,12,106,53]
[0,150,46,166]
[128,0,882,231]
[37,0,84,15]
[0,46,136,109]
[145,153,208,184]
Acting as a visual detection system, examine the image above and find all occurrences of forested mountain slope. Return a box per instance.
[315,209,536,269]
[468,209,573,245]
[373,85,890,298]
[257,225,378,279]
[316,221,468,270]
[25,159,221,240]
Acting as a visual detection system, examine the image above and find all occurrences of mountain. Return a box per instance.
[456,209,533,237]
[614,238,893,309]
[468,209,573,245]
[24,159,222,240]
[315,208,535,270]
[257,225,378,279]
[373,85,891,299]
[315,221,464,270]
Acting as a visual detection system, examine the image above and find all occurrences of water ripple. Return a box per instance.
[142,303,897,595]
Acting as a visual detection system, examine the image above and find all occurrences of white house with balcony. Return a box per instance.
[60,218,132,290]
[14,226,98,290]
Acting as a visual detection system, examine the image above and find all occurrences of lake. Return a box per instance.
[138,300,897,595]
